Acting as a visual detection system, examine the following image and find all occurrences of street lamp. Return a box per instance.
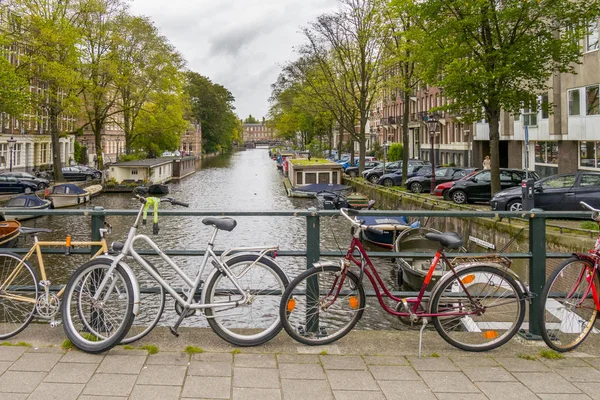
[427,120,439,194]
[7,136,17,172]
[382,142,391,174]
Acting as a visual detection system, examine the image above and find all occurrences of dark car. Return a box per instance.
[363,159,427,184]
[448,169,540,204]
[1,172,50,190]
[61,166,97,181]
[74,165,102,179]
[405,167,477,194]
[491,171,600,212]
[0,176,38,194]
[377,165,432,187]
[345,161,382,178]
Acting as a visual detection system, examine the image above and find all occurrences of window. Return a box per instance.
[541,175,576,189]
[522,108,538,126]
[332,171,338,183]
[476,171,491,182]
[569,89,581,116]
[580,174,600,187]
[131,169,138,176]
[305,172,317,184]
[318,173,329,184]
[587,85,599,115]
[541,93,549,119]
[535,141,558,164]
[296,171,302,185]
[586,20,599,52]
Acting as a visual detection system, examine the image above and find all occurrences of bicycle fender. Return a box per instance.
[571,253,598,263]
[96,255,140,316]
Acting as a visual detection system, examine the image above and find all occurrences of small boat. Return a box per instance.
[345,192,370,209]
[3,195,51,221]
[148,184,169,195]
[49,184,90,209]
[356,215,420,249]
[0,220,21,248]
[86,184,103,198]
[289,183,351,198]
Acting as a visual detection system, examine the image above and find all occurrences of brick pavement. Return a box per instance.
[0,344,599,399]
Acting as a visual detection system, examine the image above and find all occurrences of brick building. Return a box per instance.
[243,123,273,142]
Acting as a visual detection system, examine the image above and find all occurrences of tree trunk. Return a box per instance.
[401,92,410,185]
[93,116,103,170]
[358,114,367,174]
[49,101,64,181]
[488,107,501,194]
[328,123,333,158]
[123,105,131,155]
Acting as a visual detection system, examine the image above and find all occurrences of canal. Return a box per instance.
[22,148,401,331]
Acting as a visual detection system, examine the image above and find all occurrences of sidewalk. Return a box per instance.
[2,326,600,399]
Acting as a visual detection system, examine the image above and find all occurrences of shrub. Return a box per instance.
[387,143,404,162]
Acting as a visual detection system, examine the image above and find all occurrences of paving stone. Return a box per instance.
[96,354,147,374]
[476,382,542,400]
[461,367,517,382]
[181,376,231,399]
[296,345,341,355]
[130,384,182,400]
[538,395,592,400]
[28,347,65,354]
[145,352,190,365]
[234,353,277,368]
[377,380,436,400]
[78,396,126,400]
[82,373,137,397]
[0,371,46,393]
[407,356,459,371]
[279,363,326,379]
[281,379,333,400]
[419,371,480,393]
[107,348,149,356]
[514,371,582,394]
[0,360,12,374]
[494,356,550,372]
[233,387,282,400]
[327,370,379,391]
[584,358,600,370]
[192,352,233,362]
[557,367,600,382]
[321,355,367,370]
[435,394,489,400]
[60,351,104,364]
[541,357,591,369]
[363,355,408,366]
[233,367,279,388]
[0,394,27,400]
[575,382,600,400]
[0,346,27,361]
[333,390,385,400]
[9,352,61,372]
[188,361,232,376]
[277,353,320,364]
[450,356,499,368]
[44,362,97,383]
[28,382,84,400]
[137,364,187,386]
[368,365,421,381]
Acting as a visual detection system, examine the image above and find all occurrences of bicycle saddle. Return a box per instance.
[424,232,464,249]
[202,217,237,232]
[18,227,52,235]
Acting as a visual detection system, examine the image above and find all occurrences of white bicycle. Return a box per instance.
[61,194,289,353]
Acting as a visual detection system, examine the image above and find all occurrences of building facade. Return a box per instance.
[243,123,274,142]
[180,121,202,155]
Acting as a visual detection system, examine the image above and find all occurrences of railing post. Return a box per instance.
[527,211,546,339]
[306,208,320,333]
[91,206,105,256]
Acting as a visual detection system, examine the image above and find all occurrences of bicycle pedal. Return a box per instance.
[169,327,180,337]
[50,319,61,328]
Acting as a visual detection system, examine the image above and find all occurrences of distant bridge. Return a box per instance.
[243,140,287,148]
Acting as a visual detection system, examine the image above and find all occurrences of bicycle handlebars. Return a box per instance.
[134,194,189,208]
[580,201,600,222]
[339,208,385,236]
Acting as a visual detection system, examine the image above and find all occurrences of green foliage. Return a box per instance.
[118,153,146,162]
[61,339,75,351]
[517,353,537,361]
[539,349,564,360]
[387,143,404,162]
[319,350,327,355]
[0,341,31,347]
[231,348,241,355]
[244,115,260,124]
[73,141,88,165]
[141,344,159,355]
[0,57,29,116]
[371,142,383,160]
[581,221,599,231]
[122,345,135,350]
[430,352,440,358]
[184,345,203,354]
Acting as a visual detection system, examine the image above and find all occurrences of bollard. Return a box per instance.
[526,210,546,339]
[91,206,106,256]
[306,208,320,333]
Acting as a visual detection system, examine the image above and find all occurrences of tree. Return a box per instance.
[243,115,259,124]
[387,143,404,162]
[0,56,29,117]
[409,0,600,194]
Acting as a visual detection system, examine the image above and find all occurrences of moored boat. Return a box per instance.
[0,220,20,248]
[289,183,351,198]
[86,184,103,198]
[49,184,90,209]
[356,215,420,249]
[2,195,51,221]
[148,184,169,195]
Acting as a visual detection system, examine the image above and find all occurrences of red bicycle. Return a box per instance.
[539,201,600,352]
[280,208,527,352]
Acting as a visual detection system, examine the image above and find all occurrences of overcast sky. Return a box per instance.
[129,0,339,121]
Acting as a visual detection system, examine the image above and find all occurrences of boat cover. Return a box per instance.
[7,195,47,207]
[52,184,87,195]
[293,183,350,193]
[358,215,420,229]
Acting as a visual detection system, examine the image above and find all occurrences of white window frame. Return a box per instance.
[585,19,599,53]
[569,89,581,116]
[586,84,600,116]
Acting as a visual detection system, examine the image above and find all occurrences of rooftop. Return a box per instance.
[289,158,340,167]
[110,158,174,168]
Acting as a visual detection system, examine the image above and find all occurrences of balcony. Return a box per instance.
[417,111,444,122]
[380,118,389,126]
[388,116,396,125]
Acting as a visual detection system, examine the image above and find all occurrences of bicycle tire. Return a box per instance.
[61,259,135,353]
[204,254,289,346]
[121,258,165,345]
[280,265,365,346]
[539,257,599,352]
[431,265,525,352]
[0,252,38,339]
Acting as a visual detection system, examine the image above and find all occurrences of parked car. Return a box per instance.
[433,170,480,200]
[0,176,38,194]
[377,165,432,187]
[74,165,102,179]
[0,172,50,190]
[491,171,600,212]
[345,161,382,178]
[61,166,97,181]
[405,167,477,194]
[363,159,427,184]
[448,168,540,204]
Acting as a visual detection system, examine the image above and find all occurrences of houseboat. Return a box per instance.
[49,184,90,208]
[170,155,197,180]
[285,158,345,198]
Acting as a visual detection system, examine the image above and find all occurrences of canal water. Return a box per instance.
[22,148,402,330]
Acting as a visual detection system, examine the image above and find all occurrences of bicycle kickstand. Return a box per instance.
[418,317,428,359]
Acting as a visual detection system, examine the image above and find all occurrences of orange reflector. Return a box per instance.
[482,330,498,339]
[349,296,359,309]
[287,298,296,313]
[461,274,476,284]
[66,236,71,247]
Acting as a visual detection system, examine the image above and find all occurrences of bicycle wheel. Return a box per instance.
[120,258,165,345]
[61,259,134,353]
[0,253,38,339]
[431,265,525,351]
[539,257,599,352]
[280,265,365,346]
[204,254,289,346]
